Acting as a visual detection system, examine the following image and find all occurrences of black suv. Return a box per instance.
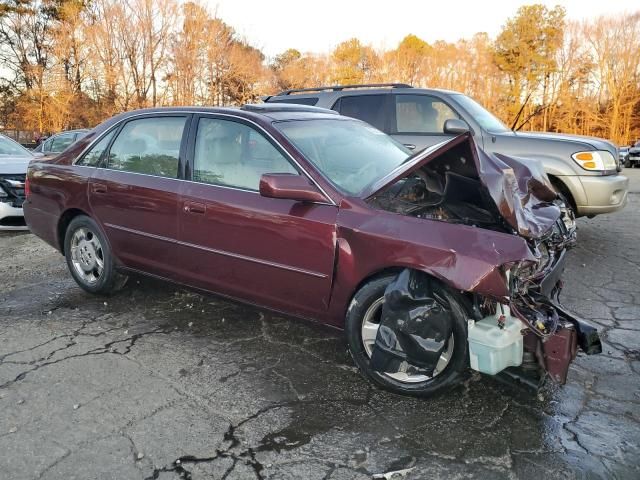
[265,84,628,217]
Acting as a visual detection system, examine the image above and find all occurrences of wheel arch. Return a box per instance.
[57,208,91,254]
[547,174,577,213]
[343,265,475,320]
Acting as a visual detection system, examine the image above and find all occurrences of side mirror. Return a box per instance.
[259,173,328,203]
[444,118,470,135]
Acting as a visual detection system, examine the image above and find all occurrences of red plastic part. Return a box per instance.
[543,326,578,384]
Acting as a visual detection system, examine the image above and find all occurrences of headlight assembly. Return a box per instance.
[571,150,617,172]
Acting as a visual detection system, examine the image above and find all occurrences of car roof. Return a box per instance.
[270,85,464,100]
[103,105,345,125]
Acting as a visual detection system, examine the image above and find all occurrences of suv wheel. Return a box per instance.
[64,215,128,295]
[345,274,469,397]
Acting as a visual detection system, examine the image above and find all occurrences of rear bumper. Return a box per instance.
[23,201,62,250]
[0,201,27,230]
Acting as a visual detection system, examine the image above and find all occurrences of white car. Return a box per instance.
[0,134,34,230]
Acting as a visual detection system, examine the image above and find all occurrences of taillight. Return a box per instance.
[24,175,31,199]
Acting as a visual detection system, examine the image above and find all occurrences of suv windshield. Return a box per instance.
[453,94,510,133]
[0,135,32,157]
[275,118,410,195]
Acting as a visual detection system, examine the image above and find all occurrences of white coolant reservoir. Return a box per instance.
[467,306,524,375]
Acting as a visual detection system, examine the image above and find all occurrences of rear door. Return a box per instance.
[88,114,191,279]
[331,94,391,133]
[391,94,461,151]
[178,114,338,319]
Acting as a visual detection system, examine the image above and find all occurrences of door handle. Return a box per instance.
[183,202,206,215]
[403,143,416,150]
[91,183,107,194]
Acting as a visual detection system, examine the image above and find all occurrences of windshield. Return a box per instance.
[453,94,510,133]
[275,118,410,195]
[0,135,32,157]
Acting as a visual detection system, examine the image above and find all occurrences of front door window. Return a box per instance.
[394,95,459,134]
[192,118,298,190]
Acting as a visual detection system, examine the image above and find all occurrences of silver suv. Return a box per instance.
[265,84,628,217]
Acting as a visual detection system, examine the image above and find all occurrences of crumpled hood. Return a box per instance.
[0,155,31,175]
[364,133,561,239]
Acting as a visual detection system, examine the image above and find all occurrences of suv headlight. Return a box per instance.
[571,150,617,171]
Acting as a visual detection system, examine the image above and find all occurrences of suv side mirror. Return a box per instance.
[444,118,470,135]
[259,174,328,203]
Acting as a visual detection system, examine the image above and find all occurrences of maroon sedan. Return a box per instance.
[24,104,601,397]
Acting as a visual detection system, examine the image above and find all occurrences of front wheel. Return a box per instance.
[64,215,128,295]
[345,274,469,397]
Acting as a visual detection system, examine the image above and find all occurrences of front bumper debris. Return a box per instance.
[510,228,601,384]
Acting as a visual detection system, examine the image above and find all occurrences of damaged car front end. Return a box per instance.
[358,133,601,392]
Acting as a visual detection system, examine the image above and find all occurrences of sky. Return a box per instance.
[206,0,639,58]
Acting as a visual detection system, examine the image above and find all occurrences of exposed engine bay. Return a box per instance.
[368,144,509,233]
[366,136,601,386]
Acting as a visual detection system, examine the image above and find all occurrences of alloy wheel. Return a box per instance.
[360,297,455,383]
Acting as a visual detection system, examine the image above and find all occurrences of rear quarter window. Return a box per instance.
[76,131,116,167]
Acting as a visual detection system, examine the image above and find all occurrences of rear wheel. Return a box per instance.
[64,215,128,295]
[345,274,469,397]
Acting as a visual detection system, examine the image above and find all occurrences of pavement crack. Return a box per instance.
[0,327,171,389]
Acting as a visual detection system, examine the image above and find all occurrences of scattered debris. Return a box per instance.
[373,467,415,479]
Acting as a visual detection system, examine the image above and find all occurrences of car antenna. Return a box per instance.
[510,92,531,131]
[515,104,550,132]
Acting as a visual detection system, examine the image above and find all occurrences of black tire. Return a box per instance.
[624,159,631,168]
[64,215,128,295]
[345,273,469,397]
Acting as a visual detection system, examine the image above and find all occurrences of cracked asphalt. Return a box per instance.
[1,170,639,480]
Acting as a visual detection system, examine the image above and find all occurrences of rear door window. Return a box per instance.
[106,117,186,178]
[394,95,459,134]
[332,95,388,131]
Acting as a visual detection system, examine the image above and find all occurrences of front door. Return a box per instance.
[178,115,338,319]
[88,115,190,279]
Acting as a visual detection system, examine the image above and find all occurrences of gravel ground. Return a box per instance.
[1,169,639,480]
